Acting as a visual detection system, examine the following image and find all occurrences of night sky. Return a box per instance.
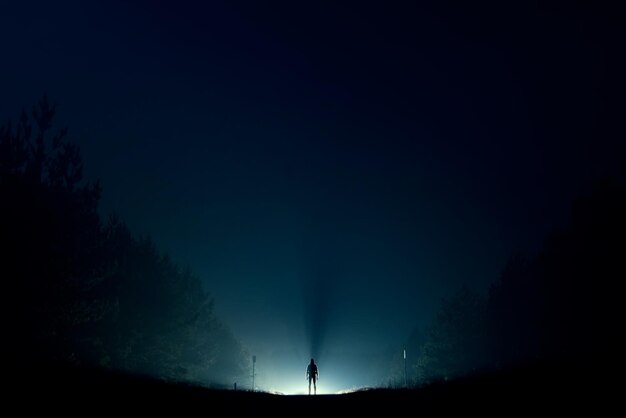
[2,0,625,393]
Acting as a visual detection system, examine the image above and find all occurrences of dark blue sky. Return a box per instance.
[2,0,624,392]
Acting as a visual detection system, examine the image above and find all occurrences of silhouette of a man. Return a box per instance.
[306,358,319,395]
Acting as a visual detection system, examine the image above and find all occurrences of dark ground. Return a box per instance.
[7,359,614,417]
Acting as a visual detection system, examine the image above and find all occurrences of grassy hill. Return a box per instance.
[8,359,611,417]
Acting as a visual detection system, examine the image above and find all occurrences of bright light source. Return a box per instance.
[262,376,340,395]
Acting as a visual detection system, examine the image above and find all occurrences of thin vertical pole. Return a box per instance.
[403,349,407,387]
[252,355,256,391]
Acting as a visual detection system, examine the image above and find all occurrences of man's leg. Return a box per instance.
[308,378,311,395]
[313,377,316,395]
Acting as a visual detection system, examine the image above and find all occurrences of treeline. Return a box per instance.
[0,97,248,386]
[389,162,626,386]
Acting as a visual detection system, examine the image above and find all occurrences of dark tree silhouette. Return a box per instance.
[1,98,248,386]
[413,285,489,384]
[402,166,626,384]
[486,173,626,370]
[486,255,542,368]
